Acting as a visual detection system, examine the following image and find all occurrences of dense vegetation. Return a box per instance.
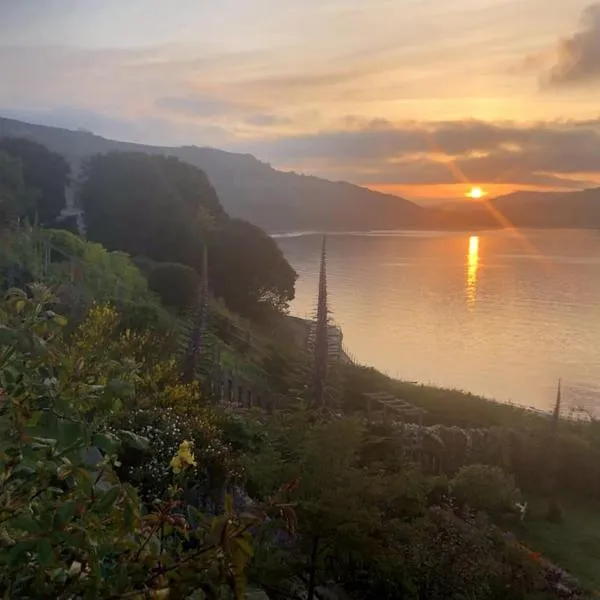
[0,137,70,227]
[4,116,600,233]
[79,152,297,319]
[0,137,599,599]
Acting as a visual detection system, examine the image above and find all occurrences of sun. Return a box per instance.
[466,186,487,199]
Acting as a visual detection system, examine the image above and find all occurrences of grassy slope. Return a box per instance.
[226,317,600,592]
[520,497,600,593]
[340,362,546,429]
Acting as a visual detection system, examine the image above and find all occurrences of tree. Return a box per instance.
[0,149,35,225]
[79,152,221,268]
[451,464,521,519]
[245,413,427,599]
[77,152,295,317]
[209,218,297,319]
[148,261,201,312]
[0,286,273,599]
[0,137,70,226]
[312,236,329,407]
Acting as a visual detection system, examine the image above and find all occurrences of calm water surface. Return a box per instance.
[276,229,600,414]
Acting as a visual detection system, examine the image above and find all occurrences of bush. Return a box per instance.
[148,261,200,312]
[451,464,521,519]
[400,507,551,600]
[0,285,269,598]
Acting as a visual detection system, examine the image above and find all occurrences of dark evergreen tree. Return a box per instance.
[312,236,329,407]
[0,138,70,226]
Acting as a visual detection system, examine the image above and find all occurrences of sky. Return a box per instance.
[1,0,599,203]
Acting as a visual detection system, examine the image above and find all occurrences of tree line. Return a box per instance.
[0,137,297,320]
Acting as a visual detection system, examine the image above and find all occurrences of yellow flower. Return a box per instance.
[170,440,197,474]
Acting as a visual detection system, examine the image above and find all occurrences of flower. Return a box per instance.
[170,440,197,474]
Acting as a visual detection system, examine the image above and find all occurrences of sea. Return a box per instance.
[275,229,600,415]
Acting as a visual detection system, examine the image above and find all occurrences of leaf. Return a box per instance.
[52,314,68,327]
[124,500,135,529]
[8,540,37,566]
[58,420,84,447]
[118,430,150,451]
[232,535,253,559]
[37,539,54,567]
[92,432,121,454]
[224,494,234,516]
[56,500,78,526]
[107,378,134,397]
[30,436,58,448]
[95,486,120,513]
[9,516,42,534]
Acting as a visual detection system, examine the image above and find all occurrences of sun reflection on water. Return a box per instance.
[467,235,479,307]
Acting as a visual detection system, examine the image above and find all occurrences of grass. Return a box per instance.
[519,496,600,593]
[340,362,547,429]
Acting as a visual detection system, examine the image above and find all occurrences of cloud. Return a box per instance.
[0,106,234,148]
[545,3,600,86]
[244,114,292,127]
[157,94,254,118]
[244,118,600,190]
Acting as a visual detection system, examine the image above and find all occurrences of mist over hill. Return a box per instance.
[0,117,425,232]
[2,116,600,232]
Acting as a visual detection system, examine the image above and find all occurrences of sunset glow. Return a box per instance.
[466,235,480,308]
[1,1,598,204]
[466,187,487,200]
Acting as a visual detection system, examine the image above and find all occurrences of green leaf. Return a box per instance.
[53,314,68,327]
[30,436,58,448]
[37,539,54,567]
[9,516,42,534]
[58,420,84,447]
[56,500,78,526]
[233,536,253,558]
[124,500,135,529]
[107,378,134,397]
[118,430,149,451]
[8,540,37,566]
[92,432,121,454]
[96,486,120,513]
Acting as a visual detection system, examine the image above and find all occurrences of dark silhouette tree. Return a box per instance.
[77,152,296,319]
[312,236,329,407]
[148,262,200,312]
[0,150,35,226]
[208,217,296,319]
[182,243,209,383]
[0,137,70,226]
[547,379,563,521]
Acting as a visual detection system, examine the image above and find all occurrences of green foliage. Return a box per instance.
[451,464,522,519]
[77,152,296,318]
[244,411,560,600]
[115,406,241,500]
[0,149,36,225]
[399,507,549,600]
[209,218,297,319]
[0,227,159,315]
[148,261,201,312]
[79,152,221,267]
[0,286,278,599]
[0,137,70,226]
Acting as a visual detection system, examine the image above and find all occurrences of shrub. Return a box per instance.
[148,261,200,312]
[451,464,521,519]
[0,285,270,598]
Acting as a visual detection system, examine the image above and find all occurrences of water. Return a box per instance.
[276,229,600,415]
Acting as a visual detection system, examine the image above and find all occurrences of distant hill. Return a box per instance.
[0,117,425,233]
[2,116,599,232]
[488,189,600,228]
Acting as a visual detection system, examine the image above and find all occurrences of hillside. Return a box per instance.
[0,116,425,233]
[488,189,600,228]
[3,116,600,233]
